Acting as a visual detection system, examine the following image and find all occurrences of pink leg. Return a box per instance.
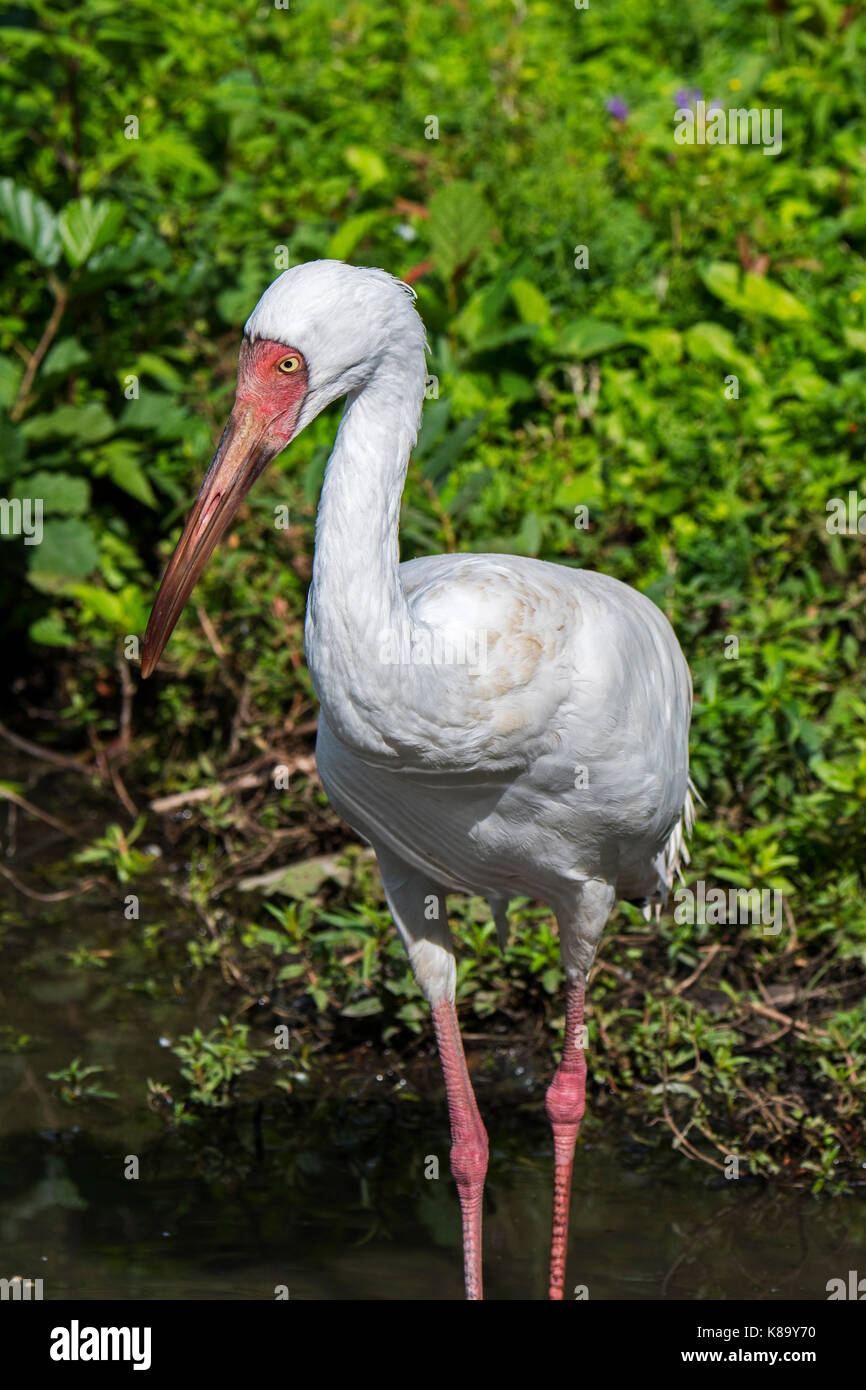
[431,1000,489,1300]
[546,980,586,1300]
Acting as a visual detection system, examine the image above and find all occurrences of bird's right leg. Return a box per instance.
[547,879,615,1301]
[375,846,489,1301]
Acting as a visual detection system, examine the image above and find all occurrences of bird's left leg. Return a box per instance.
[547,879,615,1301]
[375,845,488,1301]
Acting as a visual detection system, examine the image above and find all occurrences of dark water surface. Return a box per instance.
[3,1095,865,1301]
[1,817,864,1301]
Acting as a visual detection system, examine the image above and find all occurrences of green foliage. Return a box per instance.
[2,0,865,1181]
[46,1057,118,1104]
[74,817,154,882]
[170,1017,268,1108]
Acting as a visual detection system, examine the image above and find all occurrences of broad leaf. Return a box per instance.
[41,338,90,377]
[427,182,491,283]
[418,412,484,488]
[509,277,551,326]
[684,321,763,384]
[558,318,629,359]
[342,144,387,188]
[327,210,384,260]
[29,614,75,647]
[97,440,157,507]
[21,402,114,443]
[28,517,99,582]
[699,261,810,322]
[0,179,61,266]
[58,197,125,268]
[11,470,90,515]
[0,353,23,407]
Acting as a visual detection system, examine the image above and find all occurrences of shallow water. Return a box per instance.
[2,1094,865,1300]
[1,813,864,1300]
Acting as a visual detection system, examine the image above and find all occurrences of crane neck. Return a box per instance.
[305,347,426,756]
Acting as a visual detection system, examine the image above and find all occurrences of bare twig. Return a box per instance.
[195,603,227,663]
[11,273,69,421]
[0,785,85,840]
[673,942,724,995]
[150,772,263,814]
[0,718,94,773]
[116,652,135,752]
[0,862,105,901]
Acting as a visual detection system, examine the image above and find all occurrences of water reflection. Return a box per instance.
[1,1100,864,1300]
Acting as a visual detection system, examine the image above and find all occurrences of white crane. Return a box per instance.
[142,259,694,1301]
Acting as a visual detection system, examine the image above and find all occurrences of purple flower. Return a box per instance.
[708,98,723,110]
[605,97,629,121]
[674,87,706,109]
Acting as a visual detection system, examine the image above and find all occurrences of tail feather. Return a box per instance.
[664,777,699,888]
[635,776,701,921]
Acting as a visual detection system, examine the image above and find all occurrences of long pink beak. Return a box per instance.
[141,403,277,678]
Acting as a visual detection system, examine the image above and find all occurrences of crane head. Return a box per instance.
[141,260,425,679]
[140,338,308,677]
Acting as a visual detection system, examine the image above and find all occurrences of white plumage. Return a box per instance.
[143,259,694,1301]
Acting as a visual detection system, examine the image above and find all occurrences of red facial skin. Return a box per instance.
[140,339,308,677]
[235,338,309,447]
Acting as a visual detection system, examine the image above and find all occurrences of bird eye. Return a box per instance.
[278,355,301,374]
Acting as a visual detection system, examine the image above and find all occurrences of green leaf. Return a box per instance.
[0,353,23,408]
[28,518,99,582]
[775,364,829,400]
[519,510,543,556]
[342,144,388,188]
[452,275,514,347]
[29,613,75,647]
[631,328,683,365]
[120,391,194,442]
[96,440,157,507]
[418,412,484,488]
[843,327,866,353]
[58,197,125,267]
[0,179,61,266]
[557,318,629,359]
[684,321,738,361]
[327,211,384,261]
[86,229,172,278]
[427,182,491,283]
[21,402,114,444]
[509,277,551,326]
[684,321,763,385]
[66,583,129,627]
[131,352,185,392]
[124,133,220,193]
[699,261,810,322]
[414,398,452,456]
[41,337,90,377]
[11,470,90,515]
[341,996,384,1018]
[0,419,26,480]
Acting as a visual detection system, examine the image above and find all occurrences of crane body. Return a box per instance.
[142,259,694,1300]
